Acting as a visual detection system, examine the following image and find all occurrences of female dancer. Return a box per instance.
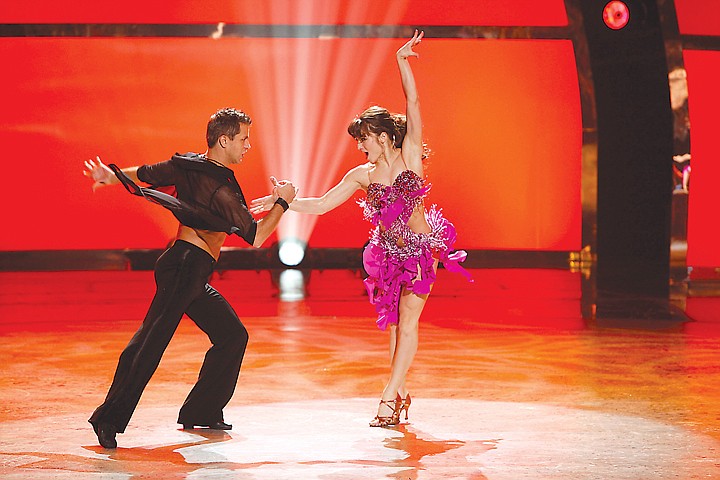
[251,31,470,426]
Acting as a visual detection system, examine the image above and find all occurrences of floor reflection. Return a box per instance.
[79,430,257,478]
[382,424,496,480]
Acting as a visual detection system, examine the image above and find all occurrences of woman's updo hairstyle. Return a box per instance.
[348,106,406,148]
[348,105,429,159]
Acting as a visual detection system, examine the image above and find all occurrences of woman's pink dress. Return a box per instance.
[359,170,472,330]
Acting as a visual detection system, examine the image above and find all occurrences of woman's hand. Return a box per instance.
[83,156,115,191]
[250,194,274,214]
[396,29,424,60]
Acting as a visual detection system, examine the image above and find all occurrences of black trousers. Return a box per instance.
[89,240,248,433]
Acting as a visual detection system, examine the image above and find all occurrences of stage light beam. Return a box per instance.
[242,0,409,248]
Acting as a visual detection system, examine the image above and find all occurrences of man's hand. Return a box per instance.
[249,176,298,214]
[273,176,298,203]
[83,156,115,191]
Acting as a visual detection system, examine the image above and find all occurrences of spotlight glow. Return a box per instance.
[242,0,408,247]
[278,238,306,266]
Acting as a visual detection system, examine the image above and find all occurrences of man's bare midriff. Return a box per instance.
[175,225,227,261]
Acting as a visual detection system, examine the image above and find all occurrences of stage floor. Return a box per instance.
[1,269,719,479]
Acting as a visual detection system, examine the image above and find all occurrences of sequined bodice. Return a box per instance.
[358,169,432,262]
[364,169,426,224]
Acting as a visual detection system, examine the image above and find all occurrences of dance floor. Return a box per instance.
[1,268,719,479]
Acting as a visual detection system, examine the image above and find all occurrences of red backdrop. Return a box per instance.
[674,0,720,268]
[675,0,720,36]
[684,50,720,268]
[0,37,581,251]
[0,0,582,252]
[1,0,568,26]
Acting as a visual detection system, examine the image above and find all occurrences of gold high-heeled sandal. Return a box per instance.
[398,393,411,421]
[369,395,401,427]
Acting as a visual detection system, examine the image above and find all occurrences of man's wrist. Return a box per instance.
[274,197,290,212]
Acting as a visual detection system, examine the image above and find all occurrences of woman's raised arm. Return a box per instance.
[396,30,424,163]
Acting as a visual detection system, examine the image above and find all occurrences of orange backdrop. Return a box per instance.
[0,37,581,251]
[0,36,581,251]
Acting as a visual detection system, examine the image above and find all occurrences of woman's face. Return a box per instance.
[357,132,383,163]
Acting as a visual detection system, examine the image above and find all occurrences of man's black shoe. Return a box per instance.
[97,423,118,449]
[182,421,232,430]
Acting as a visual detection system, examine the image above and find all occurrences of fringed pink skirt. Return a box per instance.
[362,206,472,330]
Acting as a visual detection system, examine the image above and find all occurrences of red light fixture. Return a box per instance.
[603,1,630,30]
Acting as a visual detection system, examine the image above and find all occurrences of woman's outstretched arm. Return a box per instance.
[250,165,367,216]
[396,30,424,164]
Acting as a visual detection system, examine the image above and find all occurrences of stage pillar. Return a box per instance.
[578,0,674,315]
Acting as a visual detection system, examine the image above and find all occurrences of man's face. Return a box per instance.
[226,124,251,164]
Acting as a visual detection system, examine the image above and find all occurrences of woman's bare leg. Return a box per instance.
[376,288,430,418]
[388,326,407,398]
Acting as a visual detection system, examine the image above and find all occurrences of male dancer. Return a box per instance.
[83,107,296,448]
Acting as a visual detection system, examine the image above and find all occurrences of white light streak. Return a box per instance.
[243,0,411,245]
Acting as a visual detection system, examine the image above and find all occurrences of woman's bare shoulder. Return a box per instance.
[345,162,374,185]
